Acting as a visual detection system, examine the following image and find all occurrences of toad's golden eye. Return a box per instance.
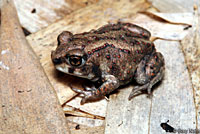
[67,55,86,67]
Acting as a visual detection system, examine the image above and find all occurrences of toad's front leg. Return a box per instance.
[71,75,120,104]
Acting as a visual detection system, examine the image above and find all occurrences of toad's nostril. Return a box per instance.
[52,58,62,65]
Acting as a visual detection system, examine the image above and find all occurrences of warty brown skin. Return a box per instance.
[51,22,165,104]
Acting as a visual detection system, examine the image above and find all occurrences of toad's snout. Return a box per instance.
[51,51,62,65]
[52,58,62,65]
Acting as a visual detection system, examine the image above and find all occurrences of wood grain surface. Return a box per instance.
[0,1,70,133]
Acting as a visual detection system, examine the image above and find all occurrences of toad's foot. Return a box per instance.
[128,83,153,100]
[70,85,98,105]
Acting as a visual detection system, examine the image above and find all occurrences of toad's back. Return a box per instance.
[71,23,156,84]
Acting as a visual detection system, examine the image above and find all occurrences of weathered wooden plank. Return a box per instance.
[149,40,196,133]
[0,0,70,133]
[105,86,152,134]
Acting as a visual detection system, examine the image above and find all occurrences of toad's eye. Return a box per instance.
[67,55,86,67]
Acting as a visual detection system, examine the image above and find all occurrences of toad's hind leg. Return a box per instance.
[128,52,165,100]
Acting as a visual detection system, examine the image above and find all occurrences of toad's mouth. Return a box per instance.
[55,64,95,80]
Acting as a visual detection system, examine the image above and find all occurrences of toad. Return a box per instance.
[51,22,165,104]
